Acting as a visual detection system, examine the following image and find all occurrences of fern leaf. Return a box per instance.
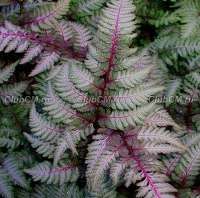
[138,127,185,150]
[144,108,181,129]
[133,157,177,198]
[86,178,117,198]
[178,0,200,38]
[53,64,96,112]
[53,21,73,43]
[27,0,70,30]
[107,86,164,110]
[29,103,61,141]
[3,156,28,189]
[0,61,18,85]
[111,66,153,89]
[24,133,55,158]
[53,128,85,165]
[0,137,21,150]
[165,79,182,106]
[69,22,92,51]
[29,52,60,76]
[32,183,83,198]
[20,44,43,65]
[24,161,79,185]
[43,83,87,125]
[87,133,122,189]
[86,133,113,177]
[0,81,29,104]
[173,142,200,187]
[69,62,97,93]
[110,161,127,185]
[0,169,13,198]
[99,103,156,130]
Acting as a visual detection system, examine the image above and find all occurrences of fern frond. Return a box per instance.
[32,183,84,198]
[99,103,156,130]
[138,127,185,150]
[0,21,90,76]
[24,132,56,158]
[29,103,61,141]
[152,34,200,57]
[86,178,117,198]
[53,64,96,112]
[43,83,91,125]
[29,52,60,77]
[26,0,70,31]
[165,79,182,106]
[0,103,29,150]
[3,156,28,189]
[76,0,107,17]
[0,81,29,104]
[107,86,163,110]
[110,66,153,89]
[0,137,21,150]
[144,108,181,129]
[21,0,184,197]
[0,168,13,198]
[24,161,79,185]
[177,0,200,38]
[69,22,92,51]
[110,161,127,185]
[86,133,119,188]
[20,44,43,65]
[132,157,177,198]
[29,102,94,163]
[0,61,18,84]
[173,142,200,187]
[69,62,98,94]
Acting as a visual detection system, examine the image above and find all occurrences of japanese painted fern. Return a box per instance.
[24,0,185,197]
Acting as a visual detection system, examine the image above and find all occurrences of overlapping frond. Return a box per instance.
[0,61,18,84]
[132,158,177,198]
[0,61,28,104]
[0,168,13,198]
[25,0,70,31]
[152,34,200,57]
[86,128,183,195]
[177,0,200,38]
[3,156,28,189]
[172,142,200,187]
[72,0,108,30]
[0,21,91,76]
[32,183,84,198]
[86,178,117,198]
[0,151,32,198]
[17,0,185,197]
[24,161,79,185]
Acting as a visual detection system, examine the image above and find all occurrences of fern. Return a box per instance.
[0,20,91,76]
[0,102,33,198]
[24,1,184,198]
[31,183,84,198]
[24,161,79,185]
[2,155,28,189]
[0,151,35,198]
[0,65,35,198]
[1,0,198,197]
[24,0,71,31]
[177,0,200,38]
[71,0,108,29]
[0,168,13,198]
[86,178,117,198]
[0,61,28,104]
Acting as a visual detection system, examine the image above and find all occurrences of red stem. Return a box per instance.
[120,134,162,198]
